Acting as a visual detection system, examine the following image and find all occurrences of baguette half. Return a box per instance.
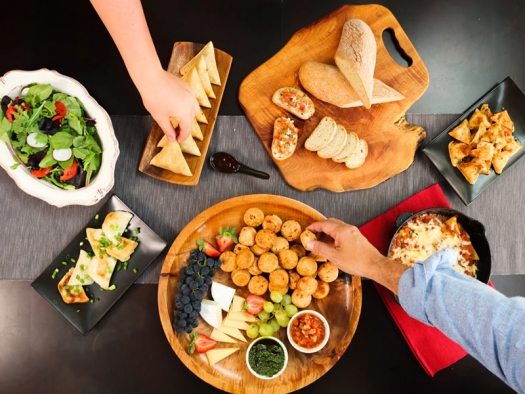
[304,116,337,151]
[335,19,376,109]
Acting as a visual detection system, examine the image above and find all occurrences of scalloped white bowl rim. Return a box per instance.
[0,69,119,207]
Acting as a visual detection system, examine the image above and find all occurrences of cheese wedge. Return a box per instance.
[229,295,245,313]
[67,249,95,286]
[223,318,250,331]
[200,299,223,328]
[227,311,257,323]
[211,282,236,312]
[205,348,239,365]
[210,328,238,344]
[216,323,247,342]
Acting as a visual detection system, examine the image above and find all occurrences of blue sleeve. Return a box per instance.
[398,248,525,393]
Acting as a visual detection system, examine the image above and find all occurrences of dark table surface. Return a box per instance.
[1,0,525,393]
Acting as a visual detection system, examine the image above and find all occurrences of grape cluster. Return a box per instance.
[173,248,222,334]
[246,290,299,339]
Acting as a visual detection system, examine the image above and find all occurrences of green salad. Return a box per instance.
[0,83,102,189]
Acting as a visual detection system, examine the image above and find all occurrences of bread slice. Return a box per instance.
[299,61,403,108]
[304,117,337,151]
[317,124,348,158]
[333,132,359,162]
[345,139,368,169]
[335,19,376,109]
[272,87,315,120]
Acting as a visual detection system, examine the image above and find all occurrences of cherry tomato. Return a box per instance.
[52,101,67,121]
[60,159,78,181]
[31,166,52,178]
[20,102,31,112]
[6,104,17,123]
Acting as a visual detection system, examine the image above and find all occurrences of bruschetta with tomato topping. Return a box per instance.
[272,87,315,120]
[272,117,299,161]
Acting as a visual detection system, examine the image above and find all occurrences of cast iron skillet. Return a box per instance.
[387,208,492,284]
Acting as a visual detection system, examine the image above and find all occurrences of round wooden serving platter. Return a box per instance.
[158,195,362,393]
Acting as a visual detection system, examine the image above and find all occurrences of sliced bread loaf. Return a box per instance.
[335,19,376,109]
[345,139,368,169]
[318,124,348,158]
[332,132,359,162]
[304,116,337,151]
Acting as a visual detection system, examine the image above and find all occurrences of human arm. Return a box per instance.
[306,218,525,393]
[90,0,200,142]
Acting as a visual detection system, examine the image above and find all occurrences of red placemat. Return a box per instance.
[359,183,467,376]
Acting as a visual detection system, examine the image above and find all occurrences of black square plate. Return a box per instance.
[422,77,525,205]
[31,194,167,335]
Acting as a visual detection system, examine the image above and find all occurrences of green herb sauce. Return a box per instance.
[248,339,285,377]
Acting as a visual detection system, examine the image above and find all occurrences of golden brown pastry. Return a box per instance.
[238,226,257,246]
[288,270,301,290]
[291,290,312,308]
[219,251,237,272]
[278,249,299,270]
[289,244,307,258]
[262,214,283,233]
[271,237,289,254]
[269,269,289,288]
[300,230,317,250]
[248,275,269,296]
[250,243,269,257]
[317,262,339,283]
[296,276,318,295]
[280,220,302,241]
[296,256,318,277]
[258,252,279,273]
[255,229,277,250]
[247,258,263,276]
[244,208,265,227]
[231,268,251,287]
[312,280,330,299]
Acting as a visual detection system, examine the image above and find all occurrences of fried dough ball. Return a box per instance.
[271,237,289,254]
[250,244,269,257]
[300,229,317,250]
[288,270,301,290]
[231,268,251,287]
[296,276,318,295]
[233,243,249,254]
[269,269,289,288]
[238,226,257,246]
[289,244,307,258]
[258,252,279,273]
[296,256,318,277]
[235,248,255,269]
[247,258,263,276]
[248,275,269,296]
[269,282,289,295]
[309,252,327,262]
[281,220,302,241]
[255,229,277,250]
[262,214,283,233]
[317,262,339,283]
[312,280,330,299]
[291,290,312,308]
[278,249,299,270]
[219,251,237,272]
[244,207,264,227]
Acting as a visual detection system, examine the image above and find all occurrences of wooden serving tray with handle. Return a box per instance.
[239,4,429,192]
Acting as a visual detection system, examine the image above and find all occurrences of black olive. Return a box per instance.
[65,161,86,189]
[86,119,96,127]
[1,96,12,116]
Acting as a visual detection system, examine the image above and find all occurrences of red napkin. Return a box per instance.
[358,183,468,376]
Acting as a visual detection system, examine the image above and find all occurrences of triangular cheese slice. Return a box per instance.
[229,295,245,313]
[210,328,238,343]
[182,67,211,108]
[102,211,133,245]
[196,55,216,99]
[227,311,257,323]
[205,348,239,365]
[190,118,204,141]
[180,41,221,86]
[150,142,192,176]
[216,322,247,342]
[67,249,95,286]
[223,318,250,331]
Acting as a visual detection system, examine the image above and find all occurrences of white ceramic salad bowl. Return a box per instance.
[0,69,119,207]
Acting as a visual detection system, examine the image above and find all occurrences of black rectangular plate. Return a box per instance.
[31,194,167,335]
[422,77,525,205]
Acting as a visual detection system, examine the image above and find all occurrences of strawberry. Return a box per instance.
[188,332,217,354]
[243,294,266,315]
[197,238,221,258]
[216,227,238,252]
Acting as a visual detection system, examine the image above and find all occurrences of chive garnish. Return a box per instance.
[134,227,141,234]
[95,297,100,302]
[133,268,138,274]
[79,241,84,246]
[71,258,76,263]
[76,310,80,313]
[53,300,58,304]
[51,268,59,279]
[108,285,116,291]
[61,261,68,265]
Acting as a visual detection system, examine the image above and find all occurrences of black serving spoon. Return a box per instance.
[209,152,270,179]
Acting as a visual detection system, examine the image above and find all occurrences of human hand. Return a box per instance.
[137,68,200,143]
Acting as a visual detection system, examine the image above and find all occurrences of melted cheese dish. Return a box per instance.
[389,214,479,278]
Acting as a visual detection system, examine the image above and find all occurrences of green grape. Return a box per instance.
[258,310,270,321]
[273,302,283,312]
[268,318,280,333]
[259,323,274,337]
[284,304,298,317]
[281,294,292,306]
[277,315,290,327]
[263,301,274,313]
[270,290,283,303]
[275,310,287,321]
[246,324,259,339]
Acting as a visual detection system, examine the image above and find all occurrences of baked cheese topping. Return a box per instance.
[389,214,479,278]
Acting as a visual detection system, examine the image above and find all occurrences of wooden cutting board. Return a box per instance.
[239,4,429,192]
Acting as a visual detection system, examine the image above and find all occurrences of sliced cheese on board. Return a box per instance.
[199,299,223,328]
[229,295,245,313]
[223,319,250,331]
[227,311,257,323]
[211,282,236,312]
[67,249,95,286]
[209,328,237,344]
[206,348,239,365]
[216,323,247,342]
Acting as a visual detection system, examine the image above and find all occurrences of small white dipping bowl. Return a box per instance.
[246,336,288,380]
[287,310,330,354]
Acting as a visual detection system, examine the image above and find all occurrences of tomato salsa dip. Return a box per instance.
[289,312,327,349]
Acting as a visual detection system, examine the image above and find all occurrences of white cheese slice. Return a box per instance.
[209,328,237,344]
[216,322,247,342]
[229,295,245,313]
[67,250,95,286]
[205,348,239,365]
[227,311,257,323]
[211,282,236,312]
[199,299,223,328]
[223,318,250,331]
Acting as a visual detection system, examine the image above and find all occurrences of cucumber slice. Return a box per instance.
[53,148,73,162]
